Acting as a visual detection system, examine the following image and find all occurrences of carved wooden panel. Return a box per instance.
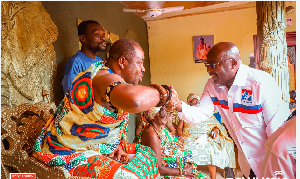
[1,1,58,107]
[1,102,95,179]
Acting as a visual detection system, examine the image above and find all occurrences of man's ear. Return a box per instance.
[118,56,126,69]
[79,35,86,43]
[231,59,238,69]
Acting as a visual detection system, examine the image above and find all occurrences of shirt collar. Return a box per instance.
[232,63,247,87]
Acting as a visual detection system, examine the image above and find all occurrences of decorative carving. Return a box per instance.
[1,102,95,179]
[256,1,289,103]
[1,1,58,107]
[1,102,56,155]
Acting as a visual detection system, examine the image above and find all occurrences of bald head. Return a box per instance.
[207,42,240,63]
[206,42,242,89]
[107,39,141,63]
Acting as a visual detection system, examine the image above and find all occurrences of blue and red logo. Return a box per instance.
[241,89,252,104]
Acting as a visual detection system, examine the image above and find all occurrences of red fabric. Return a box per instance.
[121,142,136,154]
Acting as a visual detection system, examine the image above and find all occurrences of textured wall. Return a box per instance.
[42,1,150,143]
[147,2,296,102]
[1,1,58,107]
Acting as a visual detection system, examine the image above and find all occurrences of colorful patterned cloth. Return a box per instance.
[137,108,209,179]
[33,61,160,179]
[183,115,236,169]
[153,127,209,179]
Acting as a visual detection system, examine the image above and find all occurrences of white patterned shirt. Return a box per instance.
[178,64,290,178]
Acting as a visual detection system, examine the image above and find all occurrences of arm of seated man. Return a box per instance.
[92,70,161,113]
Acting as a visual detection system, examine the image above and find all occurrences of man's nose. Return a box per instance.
[141,65,145,73]
[101,36,106,41]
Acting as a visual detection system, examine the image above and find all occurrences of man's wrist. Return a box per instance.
[176,100,183,112]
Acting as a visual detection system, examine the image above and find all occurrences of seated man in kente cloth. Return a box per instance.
[33,39,175,179]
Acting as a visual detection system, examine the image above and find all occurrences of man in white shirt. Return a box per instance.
[168,42,290,178]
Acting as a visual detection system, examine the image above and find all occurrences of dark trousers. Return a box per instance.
[243,169,256,179]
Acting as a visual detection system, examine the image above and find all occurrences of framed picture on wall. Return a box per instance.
[193,35,214,63]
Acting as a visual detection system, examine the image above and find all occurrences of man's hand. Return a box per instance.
[165,86,182,112]
[211,127,219,139]
[108,145,129,163]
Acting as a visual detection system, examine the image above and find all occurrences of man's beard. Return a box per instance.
[90,41,106,52]
[98,45,106,52]
[91,45,105,53]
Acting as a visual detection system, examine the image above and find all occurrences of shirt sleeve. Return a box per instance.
[261,77,290,137]
[178,85,215,125]
[61,59,84,95]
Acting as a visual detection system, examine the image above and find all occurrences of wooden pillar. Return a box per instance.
[256,1,289,103]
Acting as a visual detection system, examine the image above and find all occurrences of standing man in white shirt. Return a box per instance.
[168,42,290,178]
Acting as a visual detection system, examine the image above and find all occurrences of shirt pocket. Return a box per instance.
[238,112,262,128]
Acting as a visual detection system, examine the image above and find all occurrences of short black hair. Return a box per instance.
[108,39,141,62]
[78,20,99,36]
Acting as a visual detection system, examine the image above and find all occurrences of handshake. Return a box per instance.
[149,84,181,111]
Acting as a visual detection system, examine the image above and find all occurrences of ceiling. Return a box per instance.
[121,1,257,21]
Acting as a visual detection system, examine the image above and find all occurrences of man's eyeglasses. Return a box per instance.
[204,58,233,69]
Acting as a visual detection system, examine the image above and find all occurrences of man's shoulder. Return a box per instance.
[69,51,86,62]
[65,51,84,65]
[242,64,276,85]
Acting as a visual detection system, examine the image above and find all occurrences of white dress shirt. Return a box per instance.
[179,64,290,178]
[262,115,296,179]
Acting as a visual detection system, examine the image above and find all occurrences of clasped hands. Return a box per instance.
[165,86,181,111]
[149,84,181,111]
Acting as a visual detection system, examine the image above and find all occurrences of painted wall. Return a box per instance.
[42,1,150,142]
[147,2,296,102]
